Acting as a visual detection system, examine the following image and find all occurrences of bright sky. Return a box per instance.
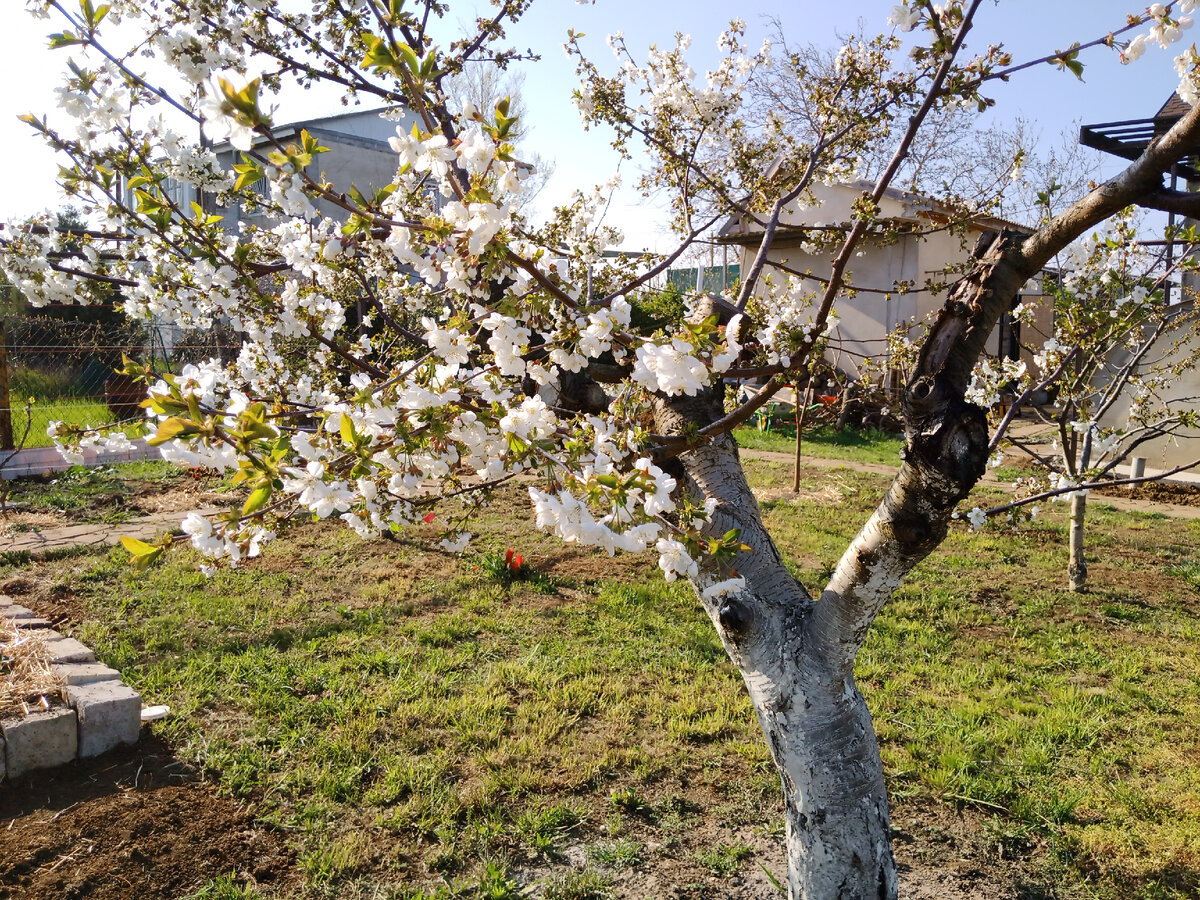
[0,1,1189,250]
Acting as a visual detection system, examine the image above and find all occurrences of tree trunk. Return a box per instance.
[772,670,895,899]
[1068,492,1087,592]
[655,237,1034,897]
[663,420,898,899]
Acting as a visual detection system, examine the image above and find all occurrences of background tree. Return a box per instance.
[4,1,1200,897]
[962,210,1200,591]
[442,60,555,212]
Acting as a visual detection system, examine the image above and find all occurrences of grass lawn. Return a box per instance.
[733,424,905,467]
[4,397,124,449]
[4,454,1200,898]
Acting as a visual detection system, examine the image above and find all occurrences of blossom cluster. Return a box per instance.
[1118,2,1200,105]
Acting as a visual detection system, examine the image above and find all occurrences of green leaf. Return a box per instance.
[119,536,164,570]
[119,536,157,555]
[360,34,396,72]
[299,129,329,156]
[340,413,357,448]
[48,32,83,49]
[396,42,421,76]
[140,393,186,415]
[242,480,272,516]
[133,189,165,214]
[233,157,265,191]
[146,416,200,446]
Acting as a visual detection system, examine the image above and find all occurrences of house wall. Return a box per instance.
[305,135,404,222]
[1096,316,1200,471]
[732,183,1027,379]
[197,107,416,233]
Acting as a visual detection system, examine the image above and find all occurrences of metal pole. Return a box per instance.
[1167,164,1178,304]
[0,319,13,451]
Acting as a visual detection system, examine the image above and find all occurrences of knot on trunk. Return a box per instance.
[904,399,989,499]
[717,596,751,641]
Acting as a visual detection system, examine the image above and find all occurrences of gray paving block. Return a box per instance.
[68,681,141,758]
[2,606,35,619]
[0,735,5,781]
[2,708,78,778]
[53,663,121,686]
[45,637,96,665]
[13,617,51,629]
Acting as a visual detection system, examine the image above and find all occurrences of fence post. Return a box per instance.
[0,319,13,450]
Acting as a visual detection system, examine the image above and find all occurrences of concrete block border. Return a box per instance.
[1,595,146,780]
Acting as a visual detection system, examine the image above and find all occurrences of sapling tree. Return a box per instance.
[962,210,1200,591]
[6,0,1200,896]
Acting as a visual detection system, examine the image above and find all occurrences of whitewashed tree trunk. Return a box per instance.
[1068,492,1087,592]
[663,425,898,899]
[656,234,1037,898]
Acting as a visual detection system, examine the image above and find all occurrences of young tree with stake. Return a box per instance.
[5,1,1200,896]
[963,210,1200,591]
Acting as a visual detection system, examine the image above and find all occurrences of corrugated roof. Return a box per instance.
[1156,92,1192,121]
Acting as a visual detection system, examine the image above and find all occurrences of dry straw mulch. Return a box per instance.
[0,619,65,720]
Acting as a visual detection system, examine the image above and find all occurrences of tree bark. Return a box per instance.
[662,418,897,899]
[1068,492,1087,592]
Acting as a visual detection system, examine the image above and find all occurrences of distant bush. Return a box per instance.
[10,367,77,400]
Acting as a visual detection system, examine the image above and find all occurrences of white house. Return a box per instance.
[717,179,1053,383]
[159,106,418,232]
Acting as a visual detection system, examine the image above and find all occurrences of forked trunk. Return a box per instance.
[642,102,1200,898]
[655,234,1035,898]
[1068,492,1087,592]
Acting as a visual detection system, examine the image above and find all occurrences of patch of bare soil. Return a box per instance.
[510,796,1039,900]
[1,470,232,537]
[753,484,846,505]
[0,578,91,631]
[537,545,657,584]
[0,736,297,900]
[0,511,69,536]
[1108,479,1200,507]
[124,483,230,517]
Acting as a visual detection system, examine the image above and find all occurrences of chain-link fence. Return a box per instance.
[0,315,239,450]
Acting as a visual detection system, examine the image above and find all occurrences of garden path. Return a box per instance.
[6,444,1200,560]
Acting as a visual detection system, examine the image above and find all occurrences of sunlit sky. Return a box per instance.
[0,1,1189,250]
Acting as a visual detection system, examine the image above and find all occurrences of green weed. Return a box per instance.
[693,841,752,876]
[541,867,611,900]
[588,838,642,869]
[178,873,264,899]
